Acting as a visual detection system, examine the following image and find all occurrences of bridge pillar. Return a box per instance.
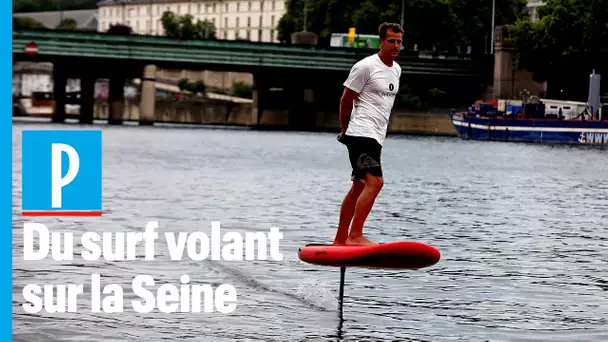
[52,64,67,123]
[108,75,125,125]
[251,74,263,125]
[79,74,95,124]
[287,86,317,130]
[493,26,514,99]
[139,64,156,125]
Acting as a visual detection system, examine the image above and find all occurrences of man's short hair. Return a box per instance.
[378,22,404,39]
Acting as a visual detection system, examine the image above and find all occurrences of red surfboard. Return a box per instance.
[298,241,441,269]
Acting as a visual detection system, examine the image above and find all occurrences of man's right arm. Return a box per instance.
[339,62,368,136]
[339,87,359,134]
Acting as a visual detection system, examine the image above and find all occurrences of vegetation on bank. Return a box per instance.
[507,0,608,100]
[176,79,253,100]
[277,0,528,55]
[278,0,607,101]
[13,0,98,13]
[13,0,607,103]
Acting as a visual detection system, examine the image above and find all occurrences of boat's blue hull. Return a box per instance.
[450,112,608,145]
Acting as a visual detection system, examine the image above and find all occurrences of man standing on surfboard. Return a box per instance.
[333,22,403,246]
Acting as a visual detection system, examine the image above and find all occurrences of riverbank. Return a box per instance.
[12,97,458,136]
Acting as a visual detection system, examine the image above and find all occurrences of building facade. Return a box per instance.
[97,0,286,43]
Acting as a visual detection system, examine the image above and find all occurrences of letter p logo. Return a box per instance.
[51,143,80,208]
[22,130,102,216]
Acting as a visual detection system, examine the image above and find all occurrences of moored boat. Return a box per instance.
[450,72,607,145]
[450,109,608,145]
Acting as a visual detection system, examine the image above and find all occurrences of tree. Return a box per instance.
[275,0,526,52]
[106,24,132,35]
[13,0,98,13]
[56,18,78,30]
[13,16,45,29]
[177,79,206,96]
[178,78,190,91]
[191,80,206,94]
[508,0,608,99]
[232,82,253,98]
[160,11,216,40]
[449,0,528,54]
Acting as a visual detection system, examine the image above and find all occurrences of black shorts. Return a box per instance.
[339,134,383,181]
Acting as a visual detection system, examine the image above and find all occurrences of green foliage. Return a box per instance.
[56,18,78,30]
[428,87,446,100]
[191,80,206,94]
[277,0,526,53]
[232,82,253,99]
[507,0,608,98]
[13,0,98,13]
[13,16,45,29]
[160,11,216,40]
[178,79,206,95]
[177,78,190,91]
[106,24,132,35]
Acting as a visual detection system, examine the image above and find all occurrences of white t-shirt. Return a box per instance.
[342,53,401,146]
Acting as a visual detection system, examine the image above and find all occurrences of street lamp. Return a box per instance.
[400,0,404,28]
[303,0,308,32]
[490,0,495,54]
[149,0,153,35]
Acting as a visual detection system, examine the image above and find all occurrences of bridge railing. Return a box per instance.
[13,28,492,76]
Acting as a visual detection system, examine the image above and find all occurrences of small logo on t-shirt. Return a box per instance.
[380,83,397,97]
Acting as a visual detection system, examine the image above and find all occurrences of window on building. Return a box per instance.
[247,17,251,27]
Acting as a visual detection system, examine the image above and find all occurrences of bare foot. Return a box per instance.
[345,235,378,246]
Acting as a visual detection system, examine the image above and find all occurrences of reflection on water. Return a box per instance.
[12,121,608,341]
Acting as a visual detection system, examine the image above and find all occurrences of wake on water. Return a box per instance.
[294,277,339,312]
[202,260,339,312]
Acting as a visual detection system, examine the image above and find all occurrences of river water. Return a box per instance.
[12,120,608,341]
